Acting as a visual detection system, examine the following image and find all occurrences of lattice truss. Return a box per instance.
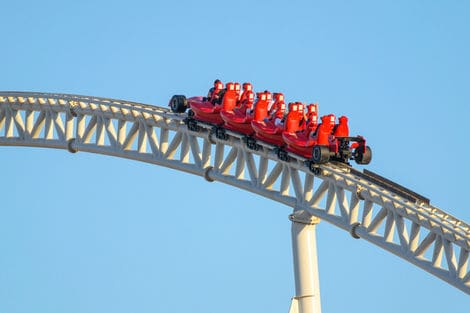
[0,91,469,295]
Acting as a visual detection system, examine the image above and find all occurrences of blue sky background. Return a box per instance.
[1,1,470,312]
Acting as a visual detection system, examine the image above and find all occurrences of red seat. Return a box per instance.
[234,82,241,100]
[285,102,303,132]
[239,82,253,105]
[314,114,336,145]
[305,103,319,136]
[239,90,255,114]
[334,116,349,137]
[221,82,238,111]
[253,92,269,122]
[269,93,285,118]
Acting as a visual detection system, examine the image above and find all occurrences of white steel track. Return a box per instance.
[1,91,469,295]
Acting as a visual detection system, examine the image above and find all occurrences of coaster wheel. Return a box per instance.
[245,136,260,151]
[308,161,322,175]
[169,95,188,113]
[276,148,290,162]
[312,145,330,164]
[354,146,372,165]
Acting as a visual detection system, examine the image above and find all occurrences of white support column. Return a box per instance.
[288,210,322,313]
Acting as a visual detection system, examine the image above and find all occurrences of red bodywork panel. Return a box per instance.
[252,119,284,146]
[220,109,254,135]
[282,131,318,158]
[187,96,224,125]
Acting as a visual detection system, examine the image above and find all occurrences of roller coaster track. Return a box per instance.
[1,91,469,296]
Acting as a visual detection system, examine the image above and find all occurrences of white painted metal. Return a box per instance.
[289,210,322,313]
[1,91,469,297]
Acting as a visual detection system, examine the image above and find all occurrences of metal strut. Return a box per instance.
[289,210,322,313]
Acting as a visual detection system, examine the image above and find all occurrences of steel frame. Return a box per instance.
[1,92,469,300]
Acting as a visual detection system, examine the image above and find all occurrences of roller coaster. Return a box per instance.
[0,91,469,313]
[169,81,371,167]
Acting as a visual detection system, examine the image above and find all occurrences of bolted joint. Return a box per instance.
[204,166,214,182]
[350,222,361,239]
[207,128,216,145]
[289,209,320,225]
[356,186,365,200]
[68,101,78,117]
[67,138,78,153]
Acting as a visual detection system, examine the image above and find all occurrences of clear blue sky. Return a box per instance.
[1,1,469,312]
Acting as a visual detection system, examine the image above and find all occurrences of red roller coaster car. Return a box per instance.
[169,81,238,125]
[220,83,256,135]
[169,80,372,167]
[251,92,286,146]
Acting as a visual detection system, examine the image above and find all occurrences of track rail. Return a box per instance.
[1,91,469,295]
